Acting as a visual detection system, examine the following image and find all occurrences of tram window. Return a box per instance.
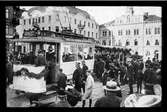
[83,46,93,60]
[62,44,77,62]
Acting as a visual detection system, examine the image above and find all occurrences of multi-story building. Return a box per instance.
[99,25,112,46]
[6,6,24,52]
[101,7,161,61]
[20,6,99,39]
[19,6,99,54]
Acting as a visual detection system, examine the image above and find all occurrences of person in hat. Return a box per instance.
[82,70,94,107]
[57,68,67,91]
[72,62,82,92]
[49,91,71,107]
[126,60,134,94]
[46,45,56,84]
[81,60,88,93]
[94,80,122,107]
[35,49,47,66]
[143,64,157,95]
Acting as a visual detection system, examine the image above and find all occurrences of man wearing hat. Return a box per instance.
[72,62,82,92]
[46,45,56,84]
[35,49,47,66]
[81,60,88,93]
[126,60,134,94]
[82,70,94,107]
[143,65,157,95]
[94,80,122,107]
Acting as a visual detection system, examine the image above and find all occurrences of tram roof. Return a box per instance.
[9,35,95,44]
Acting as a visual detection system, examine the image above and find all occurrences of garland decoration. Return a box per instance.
[14,67,49,79]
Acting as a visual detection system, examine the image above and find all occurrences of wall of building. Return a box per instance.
[20,7,99,40]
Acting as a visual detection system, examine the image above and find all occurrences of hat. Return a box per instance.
[104,80,120,91]
[38,49,42,54]
[48,45,53,51]
[135,95,161,107]
[153,84,162,96]
[124,94,161,107]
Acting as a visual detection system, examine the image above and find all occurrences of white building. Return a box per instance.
[100,7,161,61]
[20,6,99,39]
[18,6,99,54]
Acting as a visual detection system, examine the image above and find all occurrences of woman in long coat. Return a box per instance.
[82,70,94,107]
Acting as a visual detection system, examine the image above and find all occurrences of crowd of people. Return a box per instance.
[6,45,161,107]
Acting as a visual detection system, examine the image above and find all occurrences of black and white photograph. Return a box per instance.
[6,6,162,108]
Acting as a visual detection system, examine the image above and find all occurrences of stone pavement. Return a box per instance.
[7,81,138,107]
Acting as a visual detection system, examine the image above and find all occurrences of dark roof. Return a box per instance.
[144,15,161,22]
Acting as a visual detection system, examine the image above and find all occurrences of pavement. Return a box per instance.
[6,81,138,107]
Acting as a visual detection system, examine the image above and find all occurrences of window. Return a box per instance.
[74,19,77,24]
[146,40,150,45]
[155,27,160,34]
[118,30,122,36]
[24,19,26,25]
[55,26,59,32]
[38,17,40,23]
[6,25,9,34]
[84,21,86,26]
[84,31,86,36]
[96,33,98,38]
[64,16,67,22]
[126,30,130,35]
[92,32,93,37]
[48,26,51,31]
[148,28,151,34]
[92,23,94,28]
[109,31,111,36]
[6,9,9,18]
[126,40,130,46]
[109,40,111,46]
[79,20,81,25]
[103,31,107,37]
[42,16,44,23]
[42,27,44,30]
[134,40,138,46]
[29,19,31,25]
[157,28,160,34]
[88,31,90,37]
[102,40,106,45]
[48,15,51,22]
[96,24,98,29]
[74,29,77,33]
[56,15,59,21]
[88,22,90,27]
[155,40,159,45]
[32,18,35,24]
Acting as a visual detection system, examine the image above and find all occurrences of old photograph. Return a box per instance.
[6,6,161,107]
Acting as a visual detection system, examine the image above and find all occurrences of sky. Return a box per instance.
[20,6,161,25]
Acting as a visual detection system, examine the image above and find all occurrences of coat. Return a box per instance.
[57,72,67,90]
[82,75,94,100]
[73,68,82,91]
[94,94,121,107]
[35,55,47,66]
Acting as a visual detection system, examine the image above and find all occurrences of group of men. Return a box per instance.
[6,45,57,85]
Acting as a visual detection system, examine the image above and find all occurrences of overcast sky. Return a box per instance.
[20,6,161,25]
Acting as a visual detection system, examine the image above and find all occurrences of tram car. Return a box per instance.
[8,29,95,106]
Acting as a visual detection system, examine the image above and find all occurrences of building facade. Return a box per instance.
[19,6,99,54]
[6,6,24,53]
[101,7,161,61]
